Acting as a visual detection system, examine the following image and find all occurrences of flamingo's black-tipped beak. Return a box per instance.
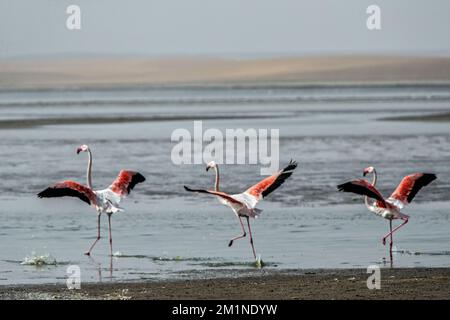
[363,166,374,177]
[206,166,210,172]
[363,167,371,177]
[76,148,82,154]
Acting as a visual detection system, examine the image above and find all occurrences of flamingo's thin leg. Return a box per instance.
[228,215,246,247]
[389,220,394,264]
[246,217,257,260]
[109,256,113,279]
[389,220,393,252]
[107,214,113,257]
[382,218,408,245]
[87,255,102,282]
[85,213,101,255]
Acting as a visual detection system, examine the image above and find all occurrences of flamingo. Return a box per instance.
[337,166,436,254]
[37,145,145,256]
[184,160,297,260]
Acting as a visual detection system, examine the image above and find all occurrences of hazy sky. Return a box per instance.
[1,0,449,58]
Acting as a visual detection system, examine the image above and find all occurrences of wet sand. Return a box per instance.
[1,105,449,130]
[1,268,449,300]
[0,114,275,129]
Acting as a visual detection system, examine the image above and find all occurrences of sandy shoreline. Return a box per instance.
[382,112,450,122]
[2,56,450,90]
[1,268,449,300]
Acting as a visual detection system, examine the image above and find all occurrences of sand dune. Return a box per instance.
[1,56,450,90]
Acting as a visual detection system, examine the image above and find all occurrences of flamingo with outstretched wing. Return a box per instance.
[38,145,145,256]
[337,166,436,254]
[184,160,297,260]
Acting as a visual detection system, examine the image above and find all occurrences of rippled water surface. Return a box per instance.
[1,85,450,285]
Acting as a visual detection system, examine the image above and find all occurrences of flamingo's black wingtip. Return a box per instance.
[37,188,49,198]
[284,159,298,172]
[336,183,347,191]
[136,172,146,183]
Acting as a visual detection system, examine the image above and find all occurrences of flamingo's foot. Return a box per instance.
[228,240,234,247]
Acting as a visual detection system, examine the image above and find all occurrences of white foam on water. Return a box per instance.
[20,252,57,266]
[255,254,263,269]
[112,251,123,257]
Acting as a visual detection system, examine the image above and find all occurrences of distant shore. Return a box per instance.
[1,56,450,91]
[382,112,450,122]
[1,268,449,300]
[0,114,277,130]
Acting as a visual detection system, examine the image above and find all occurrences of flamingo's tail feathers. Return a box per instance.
[116,207,125,213]
[250,208,263,218]
[109,206,124,214]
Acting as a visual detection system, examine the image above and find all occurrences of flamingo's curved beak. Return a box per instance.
[206,166,210,172]
[76,147,82,154]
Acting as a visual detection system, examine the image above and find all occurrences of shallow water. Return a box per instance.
[0,85,450,285]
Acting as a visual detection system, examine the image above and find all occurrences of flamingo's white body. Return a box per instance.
[184,160,297,260]
[38,145,145,256]
[338,166,436,254]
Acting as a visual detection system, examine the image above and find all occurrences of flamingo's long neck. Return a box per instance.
[86,149,93,189]
[213,165,220,191]
[371,169,378,187]
[365,169,377,209]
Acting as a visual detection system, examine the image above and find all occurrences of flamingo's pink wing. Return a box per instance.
[337,179,387,208]
[37,180,97,206]
[108,170,145,196]
[389,173,436,205]
[245,160,297,200]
